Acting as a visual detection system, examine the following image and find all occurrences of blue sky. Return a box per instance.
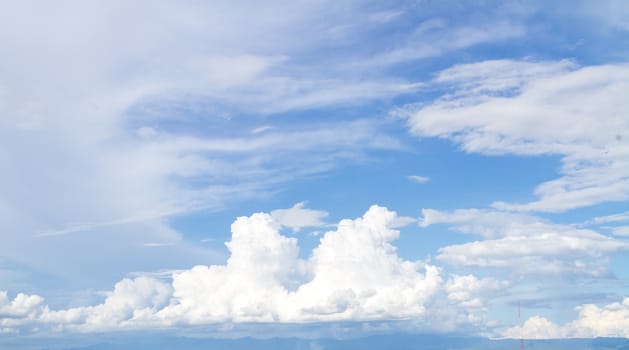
[1,0,629,344]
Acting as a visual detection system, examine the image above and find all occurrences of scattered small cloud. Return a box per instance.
[367,10,403,24]
[250,125,274,134]
[390,216,417,228]
[271,202,329,232]
[611,226,629,236]
[143,242,174,247]
[590,211,629,225]
[407,175,430,183]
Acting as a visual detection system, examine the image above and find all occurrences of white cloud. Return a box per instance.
[156,211,302,324]
[0,1,544,292]
[567,298,629,337]
[504,297,629,338]
[407,175,430,183]
[156,205,441,324]
[0,291,44,318]
[11,205,618,334]
[0,116,402,286]
[0,0,425,288]
[0,292,46,331]
[437,236,625,277]
[355,21,525,67]
[39,276,173,332]
[420,208,545,238]
[590,211,629,224]
[406,60,629,212]
[0,206,447,332]
[367,10,402,24]
[271,202,329,232]
[611,226,629,236]
[503,315,563,339]
[287,206,441,322]
[1,277,171,333]
[389,216,417,228]
[578,0,629,31]
[421,209,629,276]
[142,243,175,247]
[250,125,274,134]
[445,275,509,308]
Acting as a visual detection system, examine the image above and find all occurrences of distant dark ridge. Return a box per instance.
[56,333,629,350]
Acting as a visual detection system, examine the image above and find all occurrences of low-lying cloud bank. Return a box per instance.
[504,298,629,339]
[1,205,626,338]
[1,206,447,333]
[421,208,629,277]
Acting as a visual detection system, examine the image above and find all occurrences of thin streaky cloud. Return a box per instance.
[407,175,430,183]
[250,125,275,134]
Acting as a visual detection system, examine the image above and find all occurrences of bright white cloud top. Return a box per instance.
[2,206,628,338]
[0,207,444,332]
[1,0,628,346]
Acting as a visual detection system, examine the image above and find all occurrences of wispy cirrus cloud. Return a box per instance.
[0,1,523,289]
[404,60,629,213]
[589,211,629,225]
[407,175,431,183]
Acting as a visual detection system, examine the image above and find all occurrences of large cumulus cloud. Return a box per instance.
[0,206,445,333]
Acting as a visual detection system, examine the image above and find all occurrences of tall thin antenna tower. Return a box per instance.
[518,301,524,350]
